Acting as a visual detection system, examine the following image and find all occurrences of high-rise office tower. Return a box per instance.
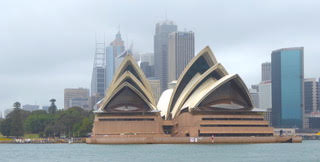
[249,88,260,108]
[149,78,161,103]
[140,53,154,66]
[304,78,318,113]
[271,47,304,128]
[91,67,106,100]
[111,31,125,71]
[258,81,272,110]
[168,31,195,83]
[140,62,154,78]
[318,78,320,111]
[105,32,125,90]
[140,53,154,78]
[64,88,89,110]
[91,39,106,107]
[154,20,177,92]
[262,62,271,82]
[105,46,114,90]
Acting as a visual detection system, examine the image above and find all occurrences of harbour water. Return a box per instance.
[0,140,319,162]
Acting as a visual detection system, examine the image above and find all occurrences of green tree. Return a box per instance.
[0,106,30,137]
[0,118,11,137]
[13,102,21,109]
[77,117,92,137]
[24,110,52,134]
[9,109,24,137]
[48,99,57,114]
[44,107,89,137]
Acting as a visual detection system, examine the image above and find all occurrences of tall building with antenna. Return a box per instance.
[91,36,106,108]
[105,31,125,90]
[154,20,177,92]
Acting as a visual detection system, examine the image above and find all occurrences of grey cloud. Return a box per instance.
[1,0,320,112]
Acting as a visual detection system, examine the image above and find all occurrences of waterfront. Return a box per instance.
[0,140,319,162]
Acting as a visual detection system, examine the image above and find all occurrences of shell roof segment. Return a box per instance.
[185,74,253,112]
[102,82,156,112]
[170,63,229,118]
[111,54,152,92]
[166,46,254,119]
[99,54,156,112]
[167,46,218,118]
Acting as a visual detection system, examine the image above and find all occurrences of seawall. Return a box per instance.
[86,136,302,144]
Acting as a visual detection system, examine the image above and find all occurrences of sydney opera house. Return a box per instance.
[87,46,301,144]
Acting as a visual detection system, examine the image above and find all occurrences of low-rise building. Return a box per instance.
[42,106,50,112]
[22,104,40,112]
[64,88,89,110]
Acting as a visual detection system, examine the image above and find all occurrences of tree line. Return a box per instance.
[0,101,94,138]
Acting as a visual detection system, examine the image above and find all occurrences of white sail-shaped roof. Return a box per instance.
[111,54,152,92]
[167,46,218,118]
[157,88,174,117]
[170,63,229,118]
[99,54,156,112]
[165,46,254,119]
[182,74,253,112]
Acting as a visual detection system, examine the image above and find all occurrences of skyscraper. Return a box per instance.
[271,47,304,128]
[154,20,177,92]
[140,61,154,78]
[91,39,106,107]
[105,46,114,90]
[105,32,125,91]
[168,31,195,83]
[318,78,320,111]
[140,52,154,66]
[249,88,260,108]
[258,81,272,110]
[262,62,271,82]
[149,78,161,103]
[91,67,106,100]
[111,31,125,71]
[304,78,318,114]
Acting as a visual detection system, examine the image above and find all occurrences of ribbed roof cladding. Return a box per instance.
[99,54,156,112]
[164,46,253,119]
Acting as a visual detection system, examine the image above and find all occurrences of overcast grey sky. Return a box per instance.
[0,0,319,112]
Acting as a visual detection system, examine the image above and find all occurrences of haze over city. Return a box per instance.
[1,0,320,111]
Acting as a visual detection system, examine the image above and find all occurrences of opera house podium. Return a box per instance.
[91,56,168,138]
[87,47,301,144]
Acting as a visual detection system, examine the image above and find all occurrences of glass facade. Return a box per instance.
[272,47,304,128]
[318,78,320,111]
[304,79,317,113]
[91,66,106,102]
[106,46,114,90]
[96,67,106,98]
[304,81,313,113]
[154,21,178,92]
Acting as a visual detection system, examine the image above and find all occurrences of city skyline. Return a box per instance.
[1,0,320,111]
